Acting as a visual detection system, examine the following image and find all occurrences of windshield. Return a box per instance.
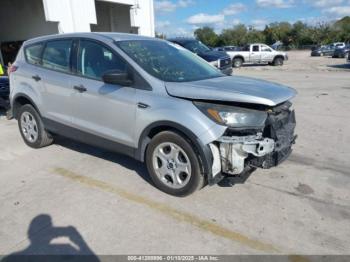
[183,40,211,54]
[116,40,223,83]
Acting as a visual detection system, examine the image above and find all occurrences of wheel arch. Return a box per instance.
[136,121,214,181]
[12,93,41,119]
[233,55,245,62]
[273,55,285,61]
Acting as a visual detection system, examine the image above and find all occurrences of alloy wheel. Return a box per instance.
[21,112,38,143]
[152,142,192,189]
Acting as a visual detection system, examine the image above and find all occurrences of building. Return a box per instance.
[0,0,155,65]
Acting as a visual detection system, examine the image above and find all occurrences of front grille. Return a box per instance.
[246,103,297,169]
[264,107,296,151]
[219,57,231,68]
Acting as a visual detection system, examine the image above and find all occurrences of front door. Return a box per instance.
[260,44,273,63]
[250,44,261,63]
[70,39,136,148]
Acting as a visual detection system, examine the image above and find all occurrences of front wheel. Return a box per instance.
[18,104,53,148]
[146,131,205,197]
[273,57,284,66]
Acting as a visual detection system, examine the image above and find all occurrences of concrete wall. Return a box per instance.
[91,1,136,34]
[43,0,97,33]
[0,0,154,43]
[0,0,58,42]
[131,0,155,37]
[93,0,155,36]
[44,0,154,36]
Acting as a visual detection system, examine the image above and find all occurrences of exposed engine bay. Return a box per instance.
[210,101,297,176]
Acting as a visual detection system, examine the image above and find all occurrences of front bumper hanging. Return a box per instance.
[210,106,297,177]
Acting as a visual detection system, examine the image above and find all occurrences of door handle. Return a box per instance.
[73,85,87,93]
[32,75,41,82]
[137,102,150,109]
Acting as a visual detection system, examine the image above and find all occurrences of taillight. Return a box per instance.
[8,65,18,75]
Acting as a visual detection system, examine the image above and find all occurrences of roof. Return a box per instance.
[24,32,158,45]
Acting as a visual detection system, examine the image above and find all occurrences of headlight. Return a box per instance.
[194,102,268,128]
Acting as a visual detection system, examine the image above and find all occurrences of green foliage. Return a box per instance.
[221,24,248,46]
[192,17,350,48]
[194,27,219,47]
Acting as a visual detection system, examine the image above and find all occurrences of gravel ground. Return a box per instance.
[0,51,349,258]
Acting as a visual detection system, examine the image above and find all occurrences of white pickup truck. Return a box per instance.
[226,43,288,68]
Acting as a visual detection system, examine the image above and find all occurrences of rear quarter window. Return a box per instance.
[25,43,44,65]
[42,40,72,73]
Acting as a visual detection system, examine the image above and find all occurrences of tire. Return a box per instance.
[273,57,284,66]
[18,104,53,148]
[233,57,243,68]
[146,131,205,197]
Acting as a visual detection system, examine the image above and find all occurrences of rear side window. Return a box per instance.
[42,40,72,73]
[77,40,127,80]
[25,43,44,65]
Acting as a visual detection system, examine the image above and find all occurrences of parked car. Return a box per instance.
[311,45,333,57]
[168,38,232,75]
[332,42,346,49]
[10,33,297,196]
[224,43,288,68]
[333,45,350,58]
[0,76,10,109]
[213,46,238,52]
[0,63,10,109]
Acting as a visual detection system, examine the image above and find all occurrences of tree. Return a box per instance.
[192,16,349,48]
[333,16,350,42]
[264,22,292,45]
[194,27,219,47]
[290,21,313,47]
[245,29,265,44]
[221,24,247,46]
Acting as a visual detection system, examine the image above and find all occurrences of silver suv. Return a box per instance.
[9,33,297,196]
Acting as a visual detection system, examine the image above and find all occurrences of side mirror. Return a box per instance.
[102,70,133,86]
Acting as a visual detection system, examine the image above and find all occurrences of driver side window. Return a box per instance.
[261,45,272,52]
[77,40,127,80]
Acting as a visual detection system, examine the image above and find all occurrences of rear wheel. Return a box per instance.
[18,104,53,148]
[273,57,284,66]
[146,131,205,197]
[233,57,243,68]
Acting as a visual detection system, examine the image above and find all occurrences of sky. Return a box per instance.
[154,0,350,36]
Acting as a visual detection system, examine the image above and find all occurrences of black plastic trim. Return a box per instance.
[136,121,220,185]
[11,93,41,119]
[42,118,136,158]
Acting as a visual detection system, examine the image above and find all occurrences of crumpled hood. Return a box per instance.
[165,75,297,107]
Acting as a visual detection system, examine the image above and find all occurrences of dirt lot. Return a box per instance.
[0,51,349,257]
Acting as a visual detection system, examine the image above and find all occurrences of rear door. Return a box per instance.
[17,43,46,108]
[250,44,261,63]
[69,39,136,147]
[39,39,76,126]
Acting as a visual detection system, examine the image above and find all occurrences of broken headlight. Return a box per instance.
[194,101,268,128]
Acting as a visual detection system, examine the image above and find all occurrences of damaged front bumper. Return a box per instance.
[209,104,297,179]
